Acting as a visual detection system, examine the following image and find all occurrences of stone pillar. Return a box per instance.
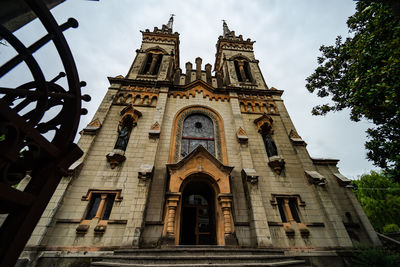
[237,61,247,82]
[283,199,294,222]
[173,68,182,85]
[148,54,159,75]
[218,194,237,245]
[229,92,272,247]
[205,64,212,85]
[185,62,192,84]
[164,192,181,244]
[94,194,107,219]
[195,57,202,80]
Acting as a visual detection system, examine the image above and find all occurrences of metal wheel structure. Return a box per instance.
[0,1,89,266]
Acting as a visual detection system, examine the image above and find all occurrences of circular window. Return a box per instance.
[195,122,202,129]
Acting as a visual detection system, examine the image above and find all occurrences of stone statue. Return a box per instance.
[263,133,278,157]
[114,125,130,151]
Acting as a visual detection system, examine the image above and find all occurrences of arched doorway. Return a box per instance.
[180,179,216,245]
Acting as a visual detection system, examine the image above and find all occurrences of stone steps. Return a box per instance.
[91,248,306,267]
[113,247,285,256]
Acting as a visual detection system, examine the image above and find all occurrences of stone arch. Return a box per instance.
[144,46,168,55]
[164,146,235,246]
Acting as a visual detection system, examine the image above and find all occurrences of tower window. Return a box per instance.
[181,114,215,157]
[141,52,163,75]
[85,193,116,220]
[276,197,301,223]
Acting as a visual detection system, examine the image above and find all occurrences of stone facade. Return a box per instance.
[20,18,380,266]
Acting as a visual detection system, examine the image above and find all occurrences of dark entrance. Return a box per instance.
[180,180,216,245]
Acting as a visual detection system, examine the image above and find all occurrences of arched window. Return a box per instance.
[141,52,163,75]
[181,114,215,157]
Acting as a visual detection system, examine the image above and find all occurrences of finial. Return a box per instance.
[167,14,175,30]
[222,19,230,38]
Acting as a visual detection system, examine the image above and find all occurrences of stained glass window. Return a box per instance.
[181,114,215,157]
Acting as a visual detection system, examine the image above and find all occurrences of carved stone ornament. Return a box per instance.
[268,156,285,175]
[254,112,273,134]
[76,223,89,234]
[297,223,310,237]
[289,129,306,146]
[305,171,327,186]
[138,164,154,181]
[106,149,126,169]
[236,127,248,143]
[81,118,102,135]
[120,104,142,128]
[94,221,107,234]
[283,222,295,237]
[241,168,258,184]
[149,121,161,138]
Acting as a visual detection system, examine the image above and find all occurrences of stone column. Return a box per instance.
[205,63,212,85]
[185,62,192,84]
[229,93,272,247]
[218,195,233,233]
[148,54,159,75]
[195,57,202,80]
[237,61,247,82]
[165,193,181,239]
[94,194,107,219]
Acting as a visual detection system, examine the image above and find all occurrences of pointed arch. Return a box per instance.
[168,105,228,164]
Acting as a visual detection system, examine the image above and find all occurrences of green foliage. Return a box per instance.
[383,223,400,234]
[352,245,400,267]
[352,171,400,232]
[306,1,400,180]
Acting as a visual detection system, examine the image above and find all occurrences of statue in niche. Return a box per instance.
[114,124,131,151]
[263,133,278,157]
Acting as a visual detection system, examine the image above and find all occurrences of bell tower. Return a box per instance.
[214,21,268,89]
[126,15,179,81]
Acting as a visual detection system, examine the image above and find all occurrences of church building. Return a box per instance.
[21,17,380,266]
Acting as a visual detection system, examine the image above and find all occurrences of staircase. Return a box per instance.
[91,247,307,267]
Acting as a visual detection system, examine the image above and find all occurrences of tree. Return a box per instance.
[352,171,400,233]
[306,1,400,181]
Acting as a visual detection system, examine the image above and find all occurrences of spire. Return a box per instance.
[167,14,175,30]
[222,20,230,38]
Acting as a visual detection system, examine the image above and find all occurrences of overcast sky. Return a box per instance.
[1,0,379,179]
